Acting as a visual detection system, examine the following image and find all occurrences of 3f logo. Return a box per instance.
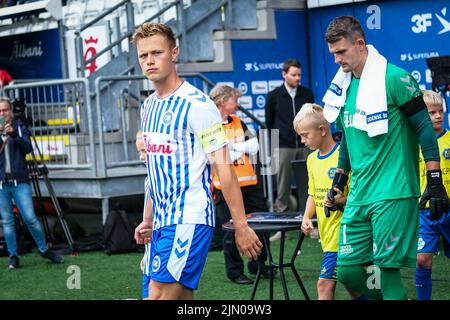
[411,13,432,33]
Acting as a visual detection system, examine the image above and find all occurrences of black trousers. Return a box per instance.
[214,185,268,280]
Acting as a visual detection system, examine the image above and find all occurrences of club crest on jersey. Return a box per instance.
[328,167,336,179]
[443,148,450,160]
[162,111,175,126]
[152,255,161,273]
[143,132,177,156]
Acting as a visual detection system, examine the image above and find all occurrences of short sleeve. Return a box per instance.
[389,69,422,108]
[307,154,315,197]
[189,101,228,154]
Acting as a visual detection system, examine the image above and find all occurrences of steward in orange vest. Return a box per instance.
[212,114,258,189]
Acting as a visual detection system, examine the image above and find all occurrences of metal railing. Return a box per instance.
[3,72,275,209]
[3,78,97,176]
[74,0,245,74]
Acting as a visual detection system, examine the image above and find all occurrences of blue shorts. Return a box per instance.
[319,252,338,280]
[142,273,151,299]
[150,224,214,290]
[417,209,450,257]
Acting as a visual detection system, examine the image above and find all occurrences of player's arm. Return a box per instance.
[392,72,448,219]
[301,195,316,235]
[135,181,153,244]
[326,132,350,216]
[208,146,262,260]
[192,104,262,260]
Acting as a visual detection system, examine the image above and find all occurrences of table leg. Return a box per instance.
[279,230,290,300]
[290,232,310,300]
[250,257,264,300]
[261,232,275,300]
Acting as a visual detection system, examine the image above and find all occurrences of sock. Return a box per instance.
[415,267,432,300]
[380,268,407,300]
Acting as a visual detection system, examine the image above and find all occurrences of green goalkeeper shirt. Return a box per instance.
[336,63,423,206]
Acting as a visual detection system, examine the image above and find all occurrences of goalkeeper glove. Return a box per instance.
[324,171,348,218]
[419,169,449,220]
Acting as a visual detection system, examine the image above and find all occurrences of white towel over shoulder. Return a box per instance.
[323,45,388,137]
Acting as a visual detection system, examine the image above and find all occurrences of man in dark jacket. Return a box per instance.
[0,97,63,269]
[265,59,315,218]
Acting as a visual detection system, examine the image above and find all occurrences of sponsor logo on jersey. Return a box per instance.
[152,255,161,273]
[340,245,354,255]
[143,132,177,156]
[328,83,342,96]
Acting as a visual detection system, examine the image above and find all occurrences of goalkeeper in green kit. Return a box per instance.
[322,16,449,300]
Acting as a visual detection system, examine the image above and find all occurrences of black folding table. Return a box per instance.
[222,217,310,300]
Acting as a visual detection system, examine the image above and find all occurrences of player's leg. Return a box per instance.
[371,198,419,300]
[317,252,338,300]
[337,204,382,299]
[149,224,213,300]
[317,279,336,300]
[415,208,439,300]
[149,281,192,300]
[142,273,151,299]
[436,211,450,259]
[337,264,383,300]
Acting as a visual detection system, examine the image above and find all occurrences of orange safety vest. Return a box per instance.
[212,115,258,190]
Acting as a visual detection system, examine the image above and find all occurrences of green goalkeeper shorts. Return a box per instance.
[337,197,419,268]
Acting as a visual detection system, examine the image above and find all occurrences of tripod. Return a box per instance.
[26,131,78,255]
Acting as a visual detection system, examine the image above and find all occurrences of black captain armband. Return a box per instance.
[399,95,427,118]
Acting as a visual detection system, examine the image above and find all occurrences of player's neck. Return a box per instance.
[154,72,183,99]
[352,49,368,78]
[435,128,444,136]
[318,135,337,156]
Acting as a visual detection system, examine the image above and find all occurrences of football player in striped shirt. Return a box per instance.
[132,22,262,300]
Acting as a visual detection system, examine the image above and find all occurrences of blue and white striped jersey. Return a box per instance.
[140,81,226,231]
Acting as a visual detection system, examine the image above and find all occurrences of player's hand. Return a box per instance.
[301,216,314,235]
[234,226,263,261]
[134,221,152,244]
[419,170,449,220]
[325,187,346,207]
[139,228,153,244]
[324,172,348,217]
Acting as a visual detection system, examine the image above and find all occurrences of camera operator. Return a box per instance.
[0,97,63,269]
